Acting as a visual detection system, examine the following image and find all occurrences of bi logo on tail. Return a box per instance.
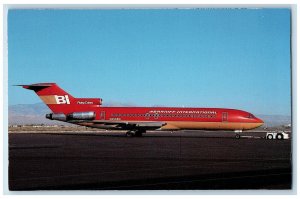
[54,95,70,104]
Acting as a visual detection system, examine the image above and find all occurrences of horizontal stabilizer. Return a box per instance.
[15,83,55,90]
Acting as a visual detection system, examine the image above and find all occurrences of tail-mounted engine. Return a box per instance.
[68,112,96,120]
[46,111,96,121]
[46,113,66,121]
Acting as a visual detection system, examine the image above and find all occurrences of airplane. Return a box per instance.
[18,83,264,138]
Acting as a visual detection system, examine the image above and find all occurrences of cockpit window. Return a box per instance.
[247,114,255,118]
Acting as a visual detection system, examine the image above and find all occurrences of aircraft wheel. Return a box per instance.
[235,134,240,139]
[267,134,273,140]
[276,133,283,140]
[126,131,135,137]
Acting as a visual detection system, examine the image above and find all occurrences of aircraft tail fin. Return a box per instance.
[18,83,102,114]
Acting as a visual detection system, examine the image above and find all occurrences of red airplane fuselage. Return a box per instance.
[20,83,264,135]
[78,107,263,131]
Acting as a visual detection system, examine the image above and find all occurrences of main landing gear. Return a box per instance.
[126,130,145,137]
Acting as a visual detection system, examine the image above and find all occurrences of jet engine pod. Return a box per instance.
[68,111,95,120]
[46,113,67,121]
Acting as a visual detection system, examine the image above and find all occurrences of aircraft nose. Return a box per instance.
[256,117,264,123]
[255,117,264,127]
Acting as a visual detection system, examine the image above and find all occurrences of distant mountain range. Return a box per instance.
[8,102,136,126]
[9,103,66,125]
[8,103,291,127]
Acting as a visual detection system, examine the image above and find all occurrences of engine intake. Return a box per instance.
[46,113,67,121]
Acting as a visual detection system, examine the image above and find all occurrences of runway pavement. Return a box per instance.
[8,131,292,190]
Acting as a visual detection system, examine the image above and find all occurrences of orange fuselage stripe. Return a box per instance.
[161,121,263,130]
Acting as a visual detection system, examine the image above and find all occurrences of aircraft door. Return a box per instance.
[100,111,105,120]
[222,112,228,122]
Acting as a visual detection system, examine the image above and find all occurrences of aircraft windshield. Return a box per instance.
[247,114,255,118]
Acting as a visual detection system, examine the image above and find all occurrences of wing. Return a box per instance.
[69,120,167,130]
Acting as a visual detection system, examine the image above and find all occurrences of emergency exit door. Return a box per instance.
[100,111,105,120]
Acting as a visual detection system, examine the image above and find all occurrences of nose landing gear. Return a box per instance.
[234,130,242,139]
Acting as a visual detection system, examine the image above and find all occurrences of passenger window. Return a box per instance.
[145,113,150,119]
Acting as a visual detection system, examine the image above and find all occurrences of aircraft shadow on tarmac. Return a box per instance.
[39,132,258,139]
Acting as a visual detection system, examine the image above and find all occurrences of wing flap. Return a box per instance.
[133,122,166,128]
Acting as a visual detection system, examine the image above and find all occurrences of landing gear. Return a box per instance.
[126,131,135,137]
[234,130,242,139]
[235,134,241,139]
[126,130,145,137]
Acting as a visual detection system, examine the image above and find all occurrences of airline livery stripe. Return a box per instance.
[39,95,57,104]
[39,95,71,104]
[161,121,263,130]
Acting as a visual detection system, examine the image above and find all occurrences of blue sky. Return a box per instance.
[8,9,291,116]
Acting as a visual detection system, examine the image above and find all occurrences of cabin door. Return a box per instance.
[100,111,106,120]
[222,112,228,122]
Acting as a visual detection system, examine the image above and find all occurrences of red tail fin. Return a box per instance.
[19,83,102,114]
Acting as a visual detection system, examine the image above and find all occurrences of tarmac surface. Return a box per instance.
[9,131,292,190]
